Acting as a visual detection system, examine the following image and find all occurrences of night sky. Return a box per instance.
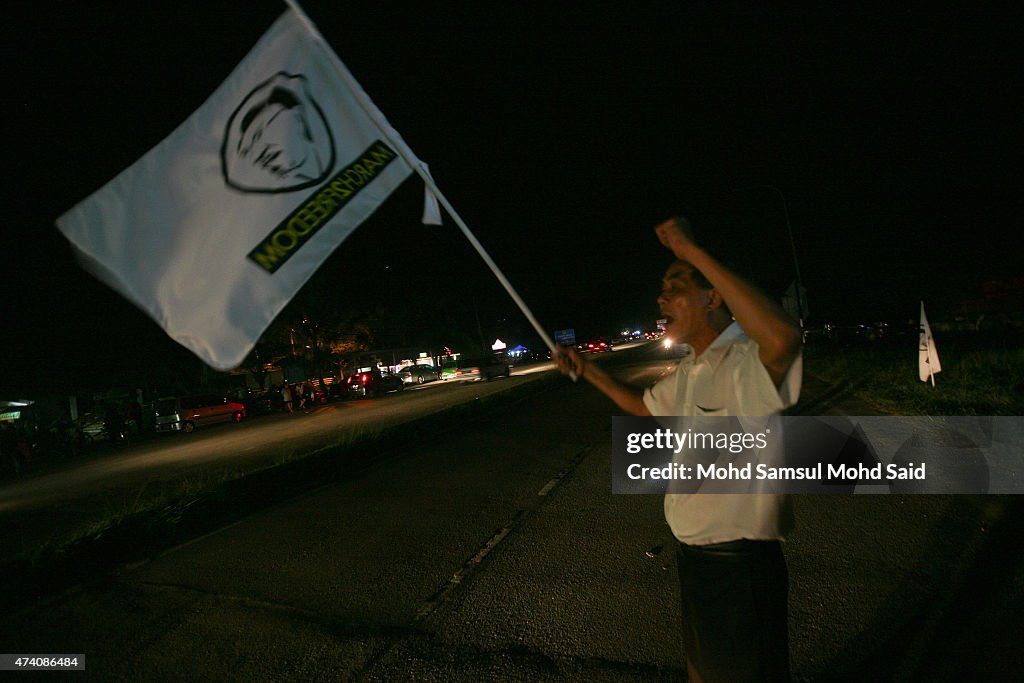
[5,1,1022,393]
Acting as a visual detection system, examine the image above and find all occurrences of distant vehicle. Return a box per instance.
[326,381,348,402]
[344,369,404,398]
[241,389,276,415]
[75,412,108,442]
[440,356,511,381]
[154,394,246,433]
[292,383,327,407]
[398,365,440,385]
[578,339,612,353]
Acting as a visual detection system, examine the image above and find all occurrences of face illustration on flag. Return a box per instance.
[223,73,335,193]
[55,11,419,370]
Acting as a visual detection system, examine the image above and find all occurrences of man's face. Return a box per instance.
[657,261,711,344]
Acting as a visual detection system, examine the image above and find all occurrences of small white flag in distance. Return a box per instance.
[919,301,942,385]
[56,10,424,370]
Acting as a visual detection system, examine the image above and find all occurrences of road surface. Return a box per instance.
[2,346,1017,680]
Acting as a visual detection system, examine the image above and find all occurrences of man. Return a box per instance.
[280,383,295,413]
[555,215,802,682]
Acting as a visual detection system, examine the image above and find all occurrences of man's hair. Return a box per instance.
[687,264,715,293]
[672,258,714,293]
[679,262,732,318]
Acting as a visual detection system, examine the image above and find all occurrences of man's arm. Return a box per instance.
[655,218,802,387]
[554,347,652,416]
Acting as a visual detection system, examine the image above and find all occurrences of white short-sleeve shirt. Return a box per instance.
[643,322,802,545]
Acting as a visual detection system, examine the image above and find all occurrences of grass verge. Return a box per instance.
[805,333,1024,415]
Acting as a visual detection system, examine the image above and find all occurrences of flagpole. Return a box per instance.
[919,301,939,387]
[283,0,564,361]
[929,340,936,387]
[733,184,806,328]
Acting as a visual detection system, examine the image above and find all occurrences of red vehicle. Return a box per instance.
[578,339,612,353]
[153,394,246,433]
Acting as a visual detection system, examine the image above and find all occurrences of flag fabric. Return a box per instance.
[56,10,421,370]
[919,301,942,384]
[419,162,443,226]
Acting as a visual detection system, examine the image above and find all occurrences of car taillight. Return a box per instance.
[471,368,480,373]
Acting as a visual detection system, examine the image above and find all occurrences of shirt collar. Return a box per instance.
[695,321,745,371]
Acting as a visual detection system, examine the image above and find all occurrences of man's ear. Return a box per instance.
[706,289,724,311]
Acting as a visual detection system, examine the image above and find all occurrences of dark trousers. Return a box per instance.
[676,539,791,683]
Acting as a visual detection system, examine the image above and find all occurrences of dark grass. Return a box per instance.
[804,332,1024,416]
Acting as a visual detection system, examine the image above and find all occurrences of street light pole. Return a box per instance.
[733,184,806,328]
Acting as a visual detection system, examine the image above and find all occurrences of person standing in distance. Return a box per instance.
[554,215,803,682]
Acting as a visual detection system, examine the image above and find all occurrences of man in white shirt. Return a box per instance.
[555,216,802,683]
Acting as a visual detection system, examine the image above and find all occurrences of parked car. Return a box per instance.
[440,356,511,381]
[397,365,440,385]
[153,394,246,433]
[326,380,349,402]
[75,412,108,442]
[344,369,404,398]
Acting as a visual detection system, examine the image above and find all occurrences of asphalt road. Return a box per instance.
[1,347,1018,680]
[0,367,554,559]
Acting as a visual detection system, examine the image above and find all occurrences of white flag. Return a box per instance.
[919,301,942,384]
[56,11,421,370]
[419,162,443,226]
